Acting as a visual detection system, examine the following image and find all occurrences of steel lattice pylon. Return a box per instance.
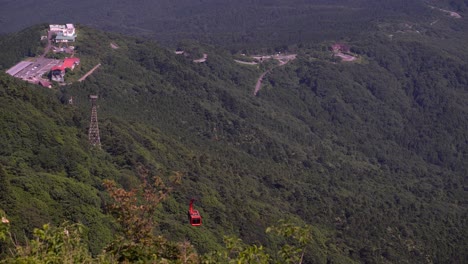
[88,95,101,148]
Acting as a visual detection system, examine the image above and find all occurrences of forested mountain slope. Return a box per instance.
[1,0,462,49]
[0,4,467,263]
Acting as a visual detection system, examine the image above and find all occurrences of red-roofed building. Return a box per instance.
[51,66,63,71]
[62,58,80,70]
[50,57,80,82]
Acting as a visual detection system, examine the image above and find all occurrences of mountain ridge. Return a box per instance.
[0,8,467,262]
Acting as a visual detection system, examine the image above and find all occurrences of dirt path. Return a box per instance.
[193,53,208,63]
[40,31,53,58]
[79,63,101,82]
[254,70,270,96]
[234,59,258,65]
[428,5,462,18]
[335,53,357,62]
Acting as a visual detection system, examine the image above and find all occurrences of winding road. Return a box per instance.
[252,54,297,96]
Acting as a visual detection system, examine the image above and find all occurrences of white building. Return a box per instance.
[50,24,77,42]
[49,24,66,32]
[64,24,75,36]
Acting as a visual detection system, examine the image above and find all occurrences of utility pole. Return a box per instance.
[88,95,101,148]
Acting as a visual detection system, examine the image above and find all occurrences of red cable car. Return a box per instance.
[188,199,202,226]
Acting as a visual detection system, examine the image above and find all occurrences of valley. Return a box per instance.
[0,0,467,263]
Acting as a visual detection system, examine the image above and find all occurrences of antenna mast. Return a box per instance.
[88,95,101,148]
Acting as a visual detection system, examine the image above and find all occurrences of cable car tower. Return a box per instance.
[88,95,101,148]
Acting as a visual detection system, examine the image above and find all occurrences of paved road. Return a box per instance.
[252,54,297,96]
[234,59,258,65]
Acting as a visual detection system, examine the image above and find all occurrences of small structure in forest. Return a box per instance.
[50,57,80,82]
[331,43,356,62]
[38,80,52,88]
[331,43,350,53]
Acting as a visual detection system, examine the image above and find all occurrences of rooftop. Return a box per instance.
[51,58,80,71]
[56,31,76,40]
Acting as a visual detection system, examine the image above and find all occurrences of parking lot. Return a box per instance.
[12,58,62,80]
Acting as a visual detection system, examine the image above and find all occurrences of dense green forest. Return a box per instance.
[0,0,467,263]
[2,0,466,50]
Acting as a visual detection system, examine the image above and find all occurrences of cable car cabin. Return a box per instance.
[189,210,202,226]
[188,199,202,226]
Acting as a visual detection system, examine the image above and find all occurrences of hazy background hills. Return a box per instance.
[1,0,463,49]
[0,0,467,263]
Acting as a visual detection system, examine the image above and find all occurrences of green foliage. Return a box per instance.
[0,210,10,242]
[202,236,270,264]
[2,222,93,264]
[266,220,312,263]
[1,207,345,264]
[103,171,192,262]
[0,5,467,262]
[0,24,45,69]
[0,166,13,210]
[0,1,445,50]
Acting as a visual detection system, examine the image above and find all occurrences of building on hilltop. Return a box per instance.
[50,24,77,43]
[49,24,66,31]
[62,57,80,70]
[50,24,75,36]
[55,31,76,43]
[51,66,65,82]
[50,57,80,82]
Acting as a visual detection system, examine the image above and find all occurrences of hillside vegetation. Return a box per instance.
[0,0,461,50]
[0,1,467,263]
